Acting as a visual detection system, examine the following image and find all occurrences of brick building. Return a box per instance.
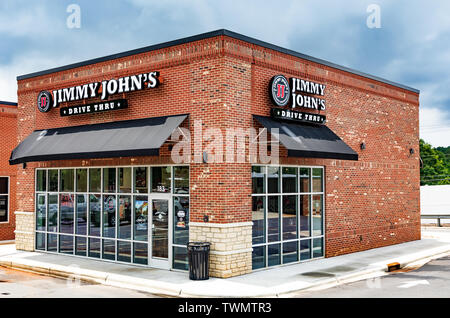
[10,30,420,278]
[0,101,17,242]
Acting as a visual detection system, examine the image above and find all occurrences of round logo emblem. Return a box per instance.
[37,91,52,113]
[269,75,290,107]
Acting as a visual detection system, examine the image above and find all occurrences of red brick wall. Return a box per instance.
[0,104,17,241]
[16,34,420,257]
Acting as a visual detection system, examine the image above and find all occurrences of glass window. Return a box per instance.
[267,167,279,193]
[173,196,189,245]
[0,178,7,194]
[282,167,297,193]
[59,235,73,255]
[134,196,148,241]
[102,239,115,260]
[252,196,265,245]
[47,233,57,252]
[89,168,101,192]
[47,194,58,232]
[299,168,310,193]
[152,200,169,259]
[36,171,46,192]
[133,243,148,265]
[300,195,310,238]
[89,194,101,237]
[76,237,87,256]
[300,239,311,261]
[282,195,297,240]
[118,241,131,263]
[60,169,74,192]
[118,196,132,240]
[252,166,265,194]
[119,168,132,193]
[151,167,171,193]
[0,195,7,223]
[267,196,280,243]
[36,232,45,251]
[312,168,323,192]
[283,241,298,264]
[252,246,266,270]
[313,238,324,258]
[36,197,47,231]
[88,238,100,258]
[312,194,323,236]
[76,169,87,192]
[174,166,189,194]
[133,167,148,193]
[49,170,58,192]
[268,243,281,267]
[76,194,88,235]
[173,246,188,270]
[60,194,74,234]
[103,168,116,193]
[103,195,116,238]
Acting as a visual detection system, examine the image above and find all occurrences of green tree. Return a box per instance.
[420,139,450,185]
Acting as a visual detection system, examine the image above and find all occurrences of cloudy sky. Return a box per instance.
[0,0,449,146]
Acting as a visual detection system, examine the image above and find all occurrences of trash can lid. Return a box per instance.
[187,242,211,247]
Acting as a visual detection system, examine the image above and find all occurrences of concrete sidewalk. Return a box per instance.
[0,228,449,298]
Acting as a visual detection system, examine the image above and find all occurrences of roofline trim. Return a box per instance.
[0,101,18,106]
[17,29,420,94]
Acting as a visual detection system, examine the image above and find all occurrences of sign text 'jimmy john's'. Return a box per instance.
[37,71,160,114]
[270,75,326,111]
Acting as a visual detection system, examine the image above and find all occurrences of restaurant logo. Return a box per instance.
[269,75,290,107]
[37,71,160,116]
[37,91,53,113]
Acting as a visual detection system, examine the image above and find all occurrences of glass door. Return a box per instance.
[149,195,172,269]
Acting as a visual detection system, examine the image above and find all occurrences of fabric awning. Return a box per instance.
[10,114,188,165]
[254,115,358,161]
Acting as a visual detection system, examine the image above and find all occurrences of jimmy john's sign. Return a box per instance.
[37,71,160,116]
[269,75,326,125]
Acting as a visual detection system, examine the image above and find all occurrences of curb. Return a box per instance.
[1,242,450,298]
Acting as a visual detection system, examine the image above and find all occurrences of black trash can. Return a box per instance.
[187,242,211,280]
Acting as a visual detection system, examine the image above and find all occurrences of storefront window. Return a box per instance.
[76,169,87,192]
[0,178,8,223]
[174,166,189,194]
[35,166,189,270]
[151,167,171,193]
[119,168,132,193]
[251,166,324,270]
[133,167,148,193]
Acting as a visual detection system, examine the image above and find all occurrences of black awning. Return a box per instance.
[10,114,188,165]
[254,115,358,161]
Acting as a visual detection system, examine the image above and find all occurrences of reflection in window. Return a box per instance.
[151,167,171,193]
[173,246,189,270]
[36,170,46,192]
[36,232,45,250]
[89,238,100,258]
[59,235,73,254]
[312,194,323,237]
[252,196,265,245]
[47,194,58,232]
[49,170,58,192]
[103,195,116,238]
[102,239,115,260]
[300,240,311,261]
[173,197,189,245]
[313,238,324,258]
[47,233,57,252]
[36,194,46,231]
[133,167,148,193]
[76,237,87,256]
[103,168,116,193]
[299,168,310,193]
[268,244,281,267]
[118,196,131,240]
[60,194,74,234]
[119,168,132,193]
[267,167,279,193]
[76,169,87,192]
[174,166,189,194]
[118,241,131,263]
[89,168,101,192]
[252,166,265,194]
[134,243,148,265]
[76,194,87,235]
[282,195,297,240]
[282,167,297,193]
[267,196,280,243]
[60,169,74,192]
[300,195,310,238]
[134,196,148,241]
[312,168,323,192]
[252,246,266,270]
[89,194,101,237]
[283,241,298,264]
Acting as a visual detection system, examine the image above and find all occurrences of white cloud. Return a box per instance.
[420,107,450,147]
